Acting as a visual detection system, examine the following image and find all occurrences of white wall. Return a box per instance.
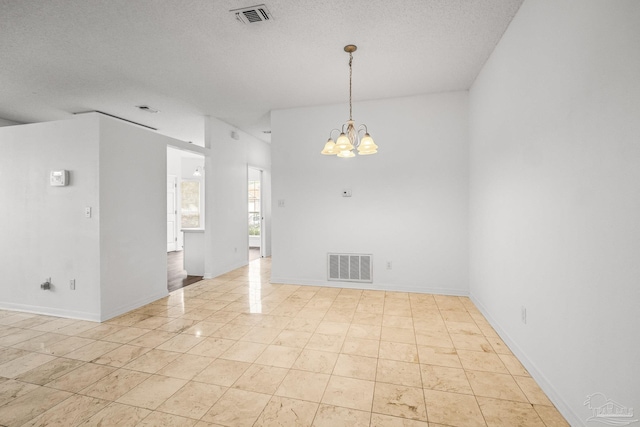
[0,113,175,321]
[98,115,170,320]
[271,92,469,293]
[0,115,101,319]
[167,147,182,177]
[203,117,272,278]
[0,117,22,127]
[469,1,640,424]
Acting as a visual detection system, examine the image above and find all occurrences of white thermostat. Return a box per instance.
[50,170,69,186]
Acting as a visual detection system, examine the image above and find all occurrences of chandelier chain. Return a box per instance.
[349,52,353,121]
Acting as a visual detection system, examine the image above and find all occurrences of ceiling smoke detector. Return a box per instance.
[231,4,272,24]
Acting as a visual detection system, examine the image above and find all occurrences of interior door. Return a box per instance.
[167,175,177,252]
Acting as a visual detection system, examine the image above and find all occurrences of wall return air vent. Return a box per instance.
[328,253,373,283]
[231,4,273,24]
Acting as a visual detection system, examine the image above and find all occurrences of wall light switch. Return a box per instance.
[342,189,352,197]
[84,207,92,218]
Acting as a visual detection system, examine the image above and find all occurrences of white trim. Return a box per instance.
[247,166,264,258]
[100,290,168,321]
[269,276,468,296]
[0,302,101,322]
[470,294,582,427]
[167,174,178,252]
[203,260,249,280]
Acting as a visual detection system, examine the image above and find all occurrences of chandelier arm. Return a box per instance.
[328,128,341,139]
[357,124,369,134]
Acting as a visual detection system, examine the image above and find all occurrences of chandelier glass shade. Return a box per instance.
[321,45,377,157]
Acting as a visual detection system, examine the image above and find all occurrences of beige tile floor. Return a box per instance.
[0,258,569,426]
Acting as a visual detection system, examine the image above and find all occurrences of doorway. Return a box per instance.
[248,167,262,261]
[167,147,205,291]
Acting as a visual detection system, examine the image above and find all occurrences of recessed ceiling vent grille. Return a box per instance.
[231,4,273,24]
[328,253,373,283]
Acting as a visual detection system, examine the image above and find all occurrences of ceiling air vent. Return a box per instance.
[231,4,272,24]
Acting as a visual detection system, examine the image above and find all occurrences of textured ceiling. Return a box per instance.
[0,0,523,144]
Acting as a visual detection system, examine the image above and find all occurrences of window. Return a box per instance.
[248,180,260,236]
[181,180,201,228]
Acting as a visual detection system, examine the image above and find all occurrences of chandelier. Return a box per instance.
[321,45,378,157]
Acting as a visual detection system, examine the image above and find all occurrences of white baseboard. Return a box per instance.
[269,276,468,296]
[0,302,101,322]
[470,294,583,427]
[203,260,250,280]
[100,290,169,321]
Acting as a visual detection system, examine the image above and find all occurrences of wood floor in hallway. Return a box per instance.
[167,250,202,293]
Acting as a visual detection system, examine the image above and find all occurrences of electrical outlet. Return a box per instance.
[70,279,75,290]
[521,306,527,324]
[386,261,392,270]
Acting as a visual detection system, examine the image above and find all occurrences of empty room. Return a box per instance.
[0,1,638,426]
